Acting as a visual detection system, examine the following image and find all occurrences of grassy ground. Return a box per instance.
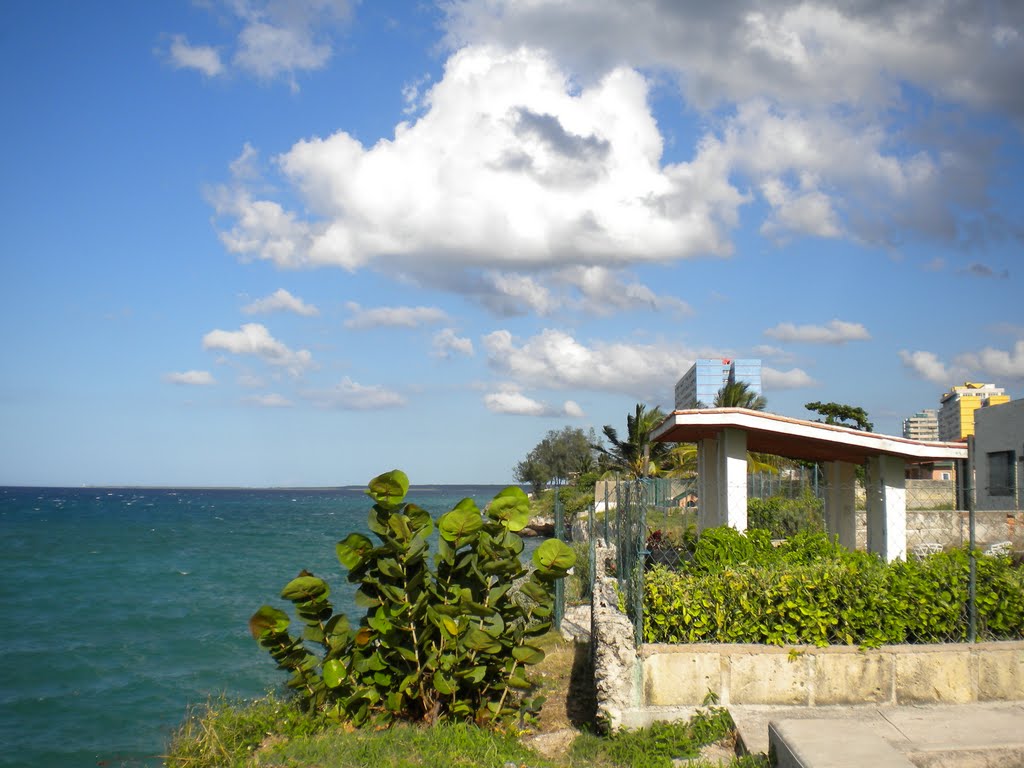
[165,630,766,768]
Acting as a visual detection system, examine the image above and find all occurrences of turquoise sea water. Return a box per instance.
[0,484,523,768]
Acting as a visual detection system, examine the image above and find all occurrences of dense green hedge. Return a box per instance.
[644,529,1024,647]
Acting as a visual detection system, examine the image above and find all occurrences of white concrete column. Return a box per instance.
[720,428,748,531]
[696,437,720,531]
[823,460,857,551]
[865,454,907,562]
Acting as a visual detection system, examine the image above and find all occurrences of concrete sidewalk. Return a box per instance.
[731,701,1024,767]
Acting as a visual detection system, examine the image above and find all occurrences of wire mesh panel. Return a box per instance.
[591,453,1022,648]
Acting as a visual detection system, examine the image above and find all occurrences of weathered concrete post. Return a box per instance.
[696,428,748,532]
[865,454,908,562]
[824,460,858,551]
[591,541,639,731]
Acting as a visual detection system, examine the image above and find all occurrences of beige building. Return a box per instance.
[938,382,1010,441]
[902,408,939,441]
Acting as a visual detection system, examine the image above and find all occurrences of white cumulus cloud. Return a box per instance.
[433,328,474,358]
[764,319,871,344]
[483,387,584,417]
[202,323,313,376]
[483,328,693,400]
[243,288,319,316]
[762,366,816,389]
[168,35,224,77]
[955,340,1024,381]
[164,370,216,386]
[213,45,744,273]
[899,350,955,385]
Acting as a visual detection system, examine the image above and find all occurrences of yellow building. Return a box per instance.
[937,382,1010,441]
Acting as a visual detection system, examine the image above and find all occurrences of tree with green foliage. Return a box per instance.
[249,470,575,728]
[513,455,547,497]
[714,381,768,410]
[514,427,597,493]
[595,403,670,478]
[804,401,873,431]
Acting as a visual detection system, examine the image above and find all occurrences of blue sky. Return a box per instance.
[2,0,1022,487]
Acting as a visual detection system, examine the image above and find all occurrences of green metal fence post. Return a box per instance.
[554,481,564,632]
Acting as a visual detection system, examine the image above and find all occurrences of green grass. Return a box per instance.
[164,696,768,768]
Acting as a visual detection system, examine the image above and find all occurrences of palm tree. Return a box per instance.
[713,381,780,473]
[714,381,768,410]
[595,403,670,478]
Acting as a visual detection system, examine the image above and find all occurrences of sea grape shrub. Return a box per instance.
[249,470,575,728]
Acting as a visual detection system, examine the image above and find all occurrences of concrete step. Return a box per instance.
[770,720,915,768]
[731,703,1024,768]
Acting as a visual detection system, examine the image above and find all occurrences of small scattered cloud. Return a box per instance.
[960,262,1010,279]
[433,328,474,358]
[168,35,224,77]
[243,393,292,407]
[243,288,319,316]
[303,377,406,410]
[344,302,449,329]
[923,257,945,272]
[202,323,313,376]
[402,73,432,115]
[764,319,871,344]
[164,370,216,386]
[483,387,584,417]
[762,367,816,389]
[165,0,354,87]
[899,349,955,385]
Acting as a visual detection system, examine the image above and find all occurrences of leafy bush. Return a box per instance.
[249,470,575,727]
[747,492,824,538]
[645,530,1024,647]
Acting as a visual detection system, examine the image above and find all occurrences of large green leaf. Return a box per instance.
[438,503,483,545]
[486,486,531,531]
[463,625,502,654]
[323,658,346,688]
[532,539,576,574]
[512,644,545,665]
[281,574,330,602]
[405,503,434,536]
[366,469,409,508]
[248,605,290,638]
[433,670,455,696]
[336,533,373,570]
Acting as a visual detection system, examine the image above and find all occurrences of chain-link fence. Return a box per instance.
[583,464,1022,647]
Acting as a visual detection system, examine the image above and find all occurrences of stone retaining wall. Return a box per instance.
[641,641,1024,708]
[589,549,1024,729]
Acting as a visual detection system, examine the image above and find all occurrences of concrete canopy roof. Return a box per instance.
[652,408,968,465]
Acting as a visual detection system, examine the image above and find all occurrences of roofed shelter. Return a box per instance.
[651,408,969,562]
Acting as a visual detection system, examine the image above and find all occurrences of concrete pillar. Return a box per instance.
[720,428,748,531]
[697,429,749,532]
[696,437,720,531]
[865,454,907,562]
[823,460,857,551]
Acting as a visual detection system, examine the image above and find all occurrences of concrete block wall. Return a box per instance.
[853,509,1023,551]
[640,642,1024,708]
